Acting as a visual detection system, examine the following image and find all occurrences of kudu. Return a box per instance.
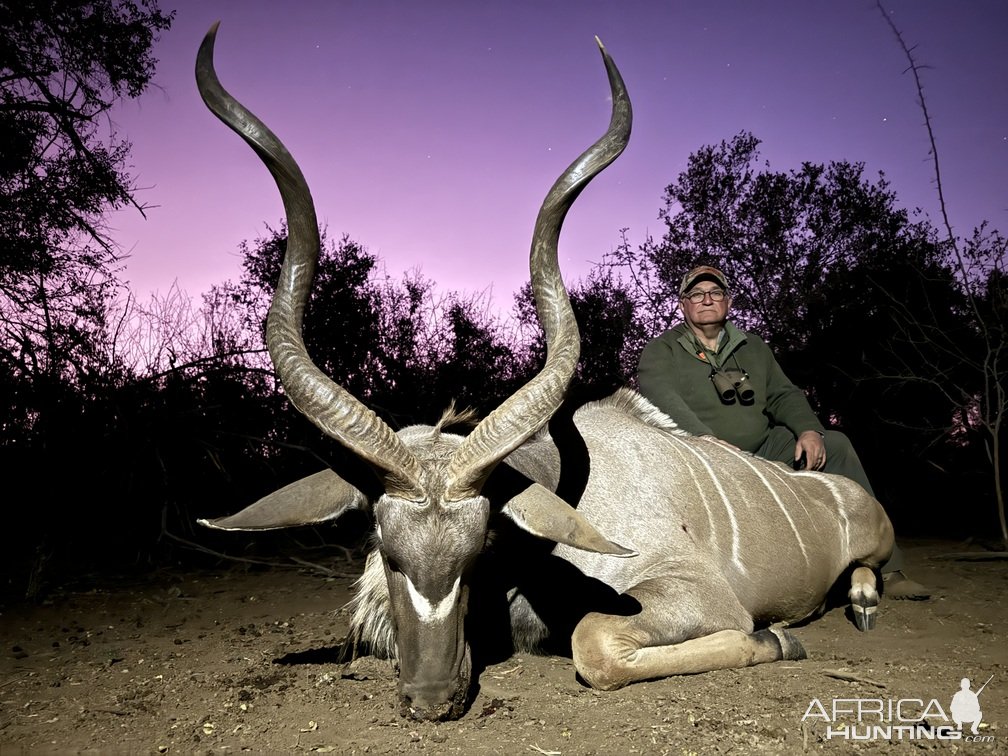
[195,24,894,722]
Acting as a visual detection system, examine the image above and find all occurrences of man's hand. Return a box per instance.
[795,430,826,470]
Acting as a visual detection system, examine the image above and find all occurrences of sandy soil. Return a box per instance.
[2,540,1006,755]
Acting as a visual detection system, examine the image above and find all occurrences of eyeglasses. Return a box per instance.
[682,289,727,304]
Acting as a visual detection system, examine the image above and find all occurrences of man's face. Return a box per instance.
[679,280,732,330]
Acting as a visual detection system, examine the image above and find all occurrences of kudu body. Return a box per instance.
[196,24,894,722]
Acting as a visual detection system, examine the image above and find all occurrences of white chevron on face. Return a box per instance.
[405,575,461,624]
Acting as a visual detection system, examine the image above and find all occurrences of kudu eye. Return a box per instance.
[383,553,402,574]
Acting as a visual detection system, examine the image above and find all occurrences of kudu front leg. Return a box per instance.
[572,620,807,690]
[848,566,879,631]
[570,574,806,690]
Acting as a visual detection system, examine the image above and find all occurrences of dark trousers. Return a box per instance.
[754,427,903,572]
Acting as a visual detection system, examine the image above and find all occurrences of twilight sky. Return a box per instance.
[109,0,1008,306]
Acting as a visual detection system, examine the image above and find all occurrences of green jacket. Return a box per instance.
[637,322,824,453]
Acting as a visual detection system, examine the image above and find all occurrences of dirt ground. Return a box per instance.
[2,539,1006,755]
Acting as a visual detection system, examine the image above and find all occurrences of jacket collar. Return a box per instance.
[672,321,747,367]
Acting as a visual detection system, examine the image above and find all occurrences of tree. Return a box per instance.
[0,0,173,274]
[0,1,175,596]
[234,226,384,402]
[424,296,524,414]
[0,0,173,386]
[569,269,644,395]
[607,132,920,351]
[510,270,643,401]
[877,1,1007,545]
[230,225,531,427]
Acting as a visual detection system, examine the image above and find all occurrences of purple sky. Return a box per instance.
[109,1,1008,306]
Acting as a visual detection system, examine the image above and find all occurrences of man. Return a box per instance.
[637,265,928,599]
[950,678,984,735]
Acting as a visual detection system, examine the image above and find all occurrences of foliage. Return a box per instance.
[0,0,172,385]
[0,0,171,276]
[569,269,645,395]
[607,132,920,350]
[233,226,384,401]
[225,226,534,426]
[513,269,644,399]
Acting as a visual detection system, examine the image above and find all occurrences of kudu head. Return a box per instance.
[195,23,632,721]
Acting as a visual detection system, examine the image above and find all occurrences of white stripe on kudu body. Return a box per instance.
[676,438,745,572]
[735,454,811,565]
[658,433,741,570]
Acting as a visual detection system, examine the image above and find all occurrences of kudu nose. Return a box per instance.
[399,679,463,721]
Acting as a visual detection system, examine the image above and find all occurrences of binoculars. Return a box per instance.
[710,367,754,403]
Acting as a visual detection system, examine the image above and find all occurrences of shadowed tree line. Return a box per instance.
[1,2,1004,600]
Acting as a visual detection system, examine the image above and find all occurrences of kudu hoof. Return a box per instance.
[848,566,880,631]
[849,587,879,631]
[759,626,807,661]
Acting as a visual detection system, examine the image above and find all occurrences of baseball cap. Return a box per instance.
[679,265,728,296]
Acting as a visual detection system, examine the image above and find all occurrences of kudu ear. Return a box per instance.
[198,469,367,531]
[503,483,638,557]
